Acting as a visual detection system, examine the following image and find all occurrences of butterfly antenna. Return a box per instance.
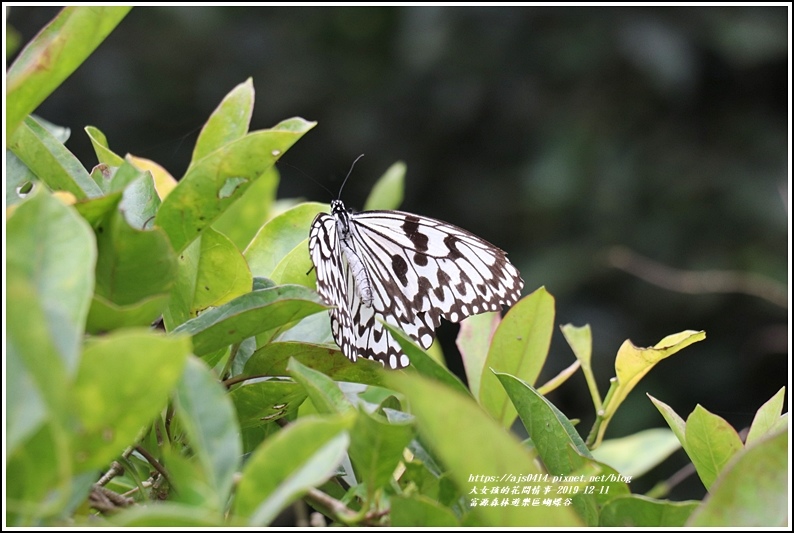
[278,160,335,199]
[337,154,365,200]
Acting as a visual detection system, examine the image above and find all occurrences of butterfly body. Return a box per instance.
[309,199,523,369]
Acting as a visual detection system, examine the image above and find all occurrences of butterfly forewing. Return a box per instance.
[309,200,524,369]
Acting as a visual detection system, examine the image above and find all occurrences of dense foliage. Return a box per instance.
[5,8,788,527]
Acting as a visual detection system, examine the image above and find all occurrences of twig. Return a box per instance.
[607,246,787,309]
[304,487,359,524]
[135,445,173,487]
[89,484,134,514]
[96,447,134,486]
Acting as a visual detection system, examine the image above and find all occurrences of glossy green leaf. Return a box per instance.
[590,428,681,478]
[385,372,582,526]
[381,321,470,397]
[174,357,241,511]
[7,190,95,387]
[745,386,786,447]
[165,227,252,330]
[362,161,405,210]
[229,380,307,429]
[6,6,131,136]
[8,116,100,199]
[269,237,316,288]
[155,117,316,253]
[86,293,169,333]
[349,408,413,491]
[496,371,591,461]
[456,312,501,397]
[495,371,630,523]
[85,125,124,167]
[93,205,177,306]
[688,429,787,526]
[233,415,353,525]
[116,165,162,227]
[73,189,122,227]
[212,166,280,250]
[72,329,191,471]
[244,201,327,277]
[191,79,254,164]
[288,357,354,414]
[684,405,744,490]
[648,394,688,450]
[600,495,698,526]
[390,494,459,527]
[194,228,252,308]
[172,285,329,356]
[480,287,555,427]
[244,341,385,386]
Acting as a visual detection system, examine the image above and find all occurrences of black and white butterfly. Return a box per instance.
[308,178,523,370]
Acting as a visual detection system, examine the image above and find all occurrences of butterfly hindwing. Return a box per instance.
[309,201,524,369]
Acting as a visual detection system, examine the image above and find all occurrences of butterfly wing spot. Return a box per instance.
[391,254,409,286]
[309,203,524,369]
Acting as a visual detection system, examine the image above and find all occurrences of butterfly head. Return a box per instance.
[331,199,348,215]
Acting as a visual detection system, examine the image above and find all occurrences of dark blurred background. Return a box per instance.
[7,6,789,501]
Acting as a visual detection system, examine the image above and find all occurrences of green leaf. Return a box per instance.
[116,165,162,227]
[380,321,470,397]
[86,293,170,333]
[111,503,225,527]
[8,116,101,199]
[684,404,744,490]
[363,161,405,210]
[600,495,698,526]
[6,6,131,136]
[561,323,601,407]
[496,371,591,461]
[191,78,254,164]
[590,428,681,478]
[348,408,413,491]
[495,371,630,523]
[456,312,501,397]
[648,394,688,451]
[172,285,329,356]
[480,287,555,427]
[7,190,95,390]
[174,357,242,511]
[269,237,316,288]
[233,415,353,525]
[72,329,191,471]
[155,118,316,253]
[244,201,327,277]
[212,166,280,251]
[85,125,125,167]
[384,372,582,526]
[288,357,354,414]
[164,227,252,330]
[688,429,787,526]
[6,423,75,525]
[745,386,786,447]
[229,380,307,429]
[92,203,177,306]
[5,149,38,207]
[243,341,385,386]
[390,494,459,527]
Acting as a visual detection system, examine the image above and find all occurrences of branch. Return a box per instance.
[607,246,787,309]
